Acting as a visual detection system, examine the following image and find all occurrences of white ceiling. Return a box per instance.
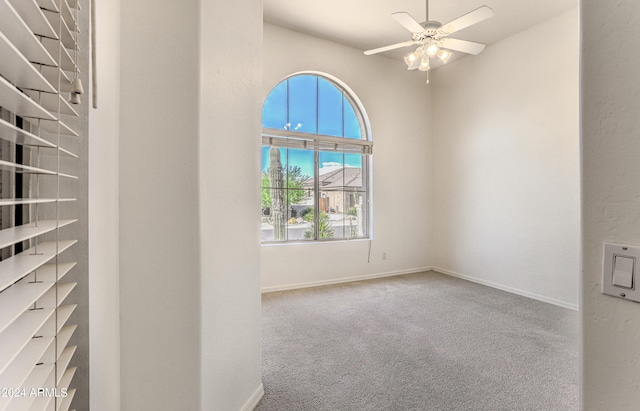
[264,0,578,61]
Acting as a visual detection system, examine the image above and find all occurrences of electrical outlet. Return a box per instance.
[382,252,387,260]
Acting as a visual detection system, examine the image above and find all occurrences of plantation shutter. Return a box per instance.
[0,0,83,410]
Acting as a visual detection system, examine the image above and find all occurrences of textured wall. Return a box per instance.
[119,0,202,409]
[198,0,264,409]
[431,8,580,309]
[581,1,640,409]
[118,0,263,409]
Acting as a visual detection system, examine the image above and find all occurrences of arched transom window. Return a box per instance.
[261,73,372,242]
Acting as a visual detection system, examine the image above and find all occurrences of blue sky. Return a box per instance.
[261,147,361,177]
[262,75,363,177]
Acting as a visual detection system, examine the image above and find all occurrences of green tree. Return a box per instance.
[261,165,310,210]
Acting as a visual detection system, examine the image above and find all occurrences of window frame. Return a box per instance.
[261,72,373,244]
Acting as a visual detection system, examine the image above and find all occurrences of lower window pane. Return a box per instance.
[320,190,366,239]
[261,143,369,243]
[287,189,312,241]
[350,191,367,238]
[262,187,287,241]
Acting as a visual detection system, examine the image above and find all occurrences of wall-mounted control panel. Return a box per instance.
[603,242,640,303]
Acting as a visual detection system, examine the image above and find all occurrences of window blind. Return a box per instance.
[0,0,82,410]
[262,128,374,155]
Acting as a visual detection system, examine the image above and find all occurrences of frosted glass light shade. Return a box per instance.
[437,49,452,63]
[404,52,417,66]
[425,42,439,57]
[418,57,430,72]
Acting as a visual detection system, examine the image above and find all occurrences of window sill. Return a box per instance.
[261,238,370,247]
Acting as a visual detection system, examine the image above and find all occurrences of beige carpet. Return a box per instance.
[256,271,578,410]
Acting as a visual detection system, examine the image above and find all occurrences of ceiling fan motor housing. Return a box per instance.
[412,21,443,42]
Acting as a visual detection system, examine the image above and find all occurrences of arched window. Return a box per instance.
[261,73,372,242]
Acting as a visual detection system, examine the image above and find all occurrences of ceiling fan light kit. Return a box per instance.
[419,57,430,72]
[404,46,422,65]
[437,49,452,64]
[365,1,494,84]
[425,41,439,57]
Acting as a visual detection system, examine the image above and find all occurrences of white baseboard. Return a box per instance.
[433,267,579,311]
[239,383,264,411]
[261,267,433,293]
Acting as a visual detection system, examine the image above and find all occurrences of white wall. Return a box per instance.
[198,1,263,410]
[88,0,121,409]
[261,24,432,290]
[117,0,263,410]
[431,8,580,309]
[581,1,640,409]
[119,0,202,409]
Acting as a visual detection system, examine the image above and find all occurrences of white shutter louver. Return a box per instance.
[0,0,84,409]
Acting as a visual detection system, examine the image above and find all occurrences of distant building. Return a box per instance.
[304,166,362,213]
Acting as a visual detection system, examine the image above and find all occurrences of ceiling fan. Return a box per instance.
[364,1,494,83]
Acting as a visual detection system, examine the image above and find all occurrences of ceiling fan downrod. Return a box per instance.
[425,0,429,23]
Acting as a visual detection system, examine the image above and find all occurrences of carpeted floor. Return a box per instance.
[256,271,578,411]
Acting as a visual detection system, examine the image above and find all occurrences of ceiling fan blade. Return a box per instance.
[392,12,425,33]
[440,38,486,55]
[364,40,416,55]
[439,6,494,36]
